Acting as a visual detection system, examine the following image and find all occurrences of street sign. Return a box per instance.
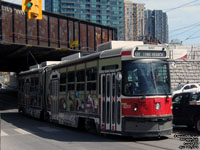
[70,41,79,49]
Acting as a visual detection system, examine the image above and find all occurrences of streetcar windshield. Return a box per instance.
[122,60,170,96]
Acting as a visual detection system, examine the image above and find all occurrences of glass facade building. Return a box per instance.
[144,10,168,44]
[45,0,125,40]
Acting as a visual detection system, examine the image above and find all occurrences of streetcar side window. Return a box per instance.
[25,78,30,93]
[86,67,97,113]
[68,72,75,82]
[68,84,75,91]
[77,70,85,91]
[30,77,39,91]
[86,68,97,81]
[68,72,75,91]
[77,70,85,82]
[86,68,97,91]
[35,78,39,86]
[19,79,24,92]
[60,73,66,92]
[60,73,66,83]
[87,83,96,91]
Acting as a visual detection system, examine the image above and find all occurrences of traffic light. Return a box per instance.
[22,0,42,20]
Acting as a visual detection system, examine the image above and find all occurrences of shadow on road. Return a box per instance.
[0,89,18,111]
[0,89,177,143]
[1,111,170,143]
[0,89,170,142]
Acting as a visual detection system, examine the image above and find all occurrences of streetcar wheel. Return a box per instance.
[195,117,200,132]
[78,118,85,131]
[85,119,97,133]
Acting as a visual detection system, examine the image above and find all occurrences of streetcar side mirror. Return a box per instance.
[116,72,122,81]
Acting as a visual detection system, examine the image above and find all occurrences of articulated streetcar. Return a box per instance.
[18,41,172,137]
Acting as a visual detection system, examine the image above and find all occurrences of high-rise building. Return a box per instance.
[144,10,153,39]
[45,0,125,40]
[124,0,145,41]
[144,10,168,44]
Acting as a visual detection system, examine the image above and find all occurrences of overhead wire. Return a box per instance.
[163,0,200,44]
[183,27,200,41]
[170,21,200,33]
[170,24,200,38]
[165,0,200,12]
[185,3,200,7]
[184,35,200,40]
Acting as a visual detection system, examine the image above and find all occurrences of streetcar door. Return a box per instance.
[50,79,59,114]
[111,73,117,131]
[116,74,122,132]
[101,74,106,131]
[101,73,121,132]
[101,73,112,131]
[105,74,111,130]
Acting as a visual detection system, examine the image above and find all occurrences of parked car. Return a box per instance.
[172,83,200,96]
[172,92,200,132]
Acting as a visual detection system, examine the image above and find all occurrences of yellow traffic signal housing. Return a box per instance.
[22,0,42,20]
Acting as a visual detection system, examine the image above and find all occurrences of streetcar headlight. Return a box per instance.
[133,106,138,112]
[155,103,161,110]
[170,105,173,109]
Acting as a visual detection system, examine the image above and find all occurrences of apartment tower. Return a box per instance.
[45,0,125,40]
[124,0,145,41]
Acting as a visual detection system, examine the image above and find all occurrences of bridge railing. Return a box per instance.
[0,1,117,52]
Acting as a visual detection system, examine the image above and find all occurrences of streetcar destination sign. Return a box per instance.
[134,51,166,57]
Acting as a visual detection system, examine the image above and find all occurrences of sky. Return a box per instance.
[132,0,200,45]
[3,0,200,45]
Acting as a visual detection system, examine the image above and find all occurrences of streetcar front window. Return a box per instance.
[122,60,170,96]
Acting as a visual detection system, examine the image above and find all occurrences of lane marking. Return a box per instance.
[1,131,8,136]
[14,128,31,135]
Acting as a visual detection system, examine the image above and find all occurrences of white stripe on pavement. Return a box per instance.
[14,128,31,135]
[1,131,8,136]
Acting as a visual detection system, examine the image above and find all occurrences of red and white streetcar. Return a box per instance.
[18,41,172,137]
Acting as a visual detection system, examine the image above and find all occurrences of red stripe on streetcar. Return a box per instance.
[121,51,132,56]
[121,97,172,116]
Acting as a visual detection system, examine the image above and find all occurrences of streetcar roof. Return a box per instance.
[19,44,168,75]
